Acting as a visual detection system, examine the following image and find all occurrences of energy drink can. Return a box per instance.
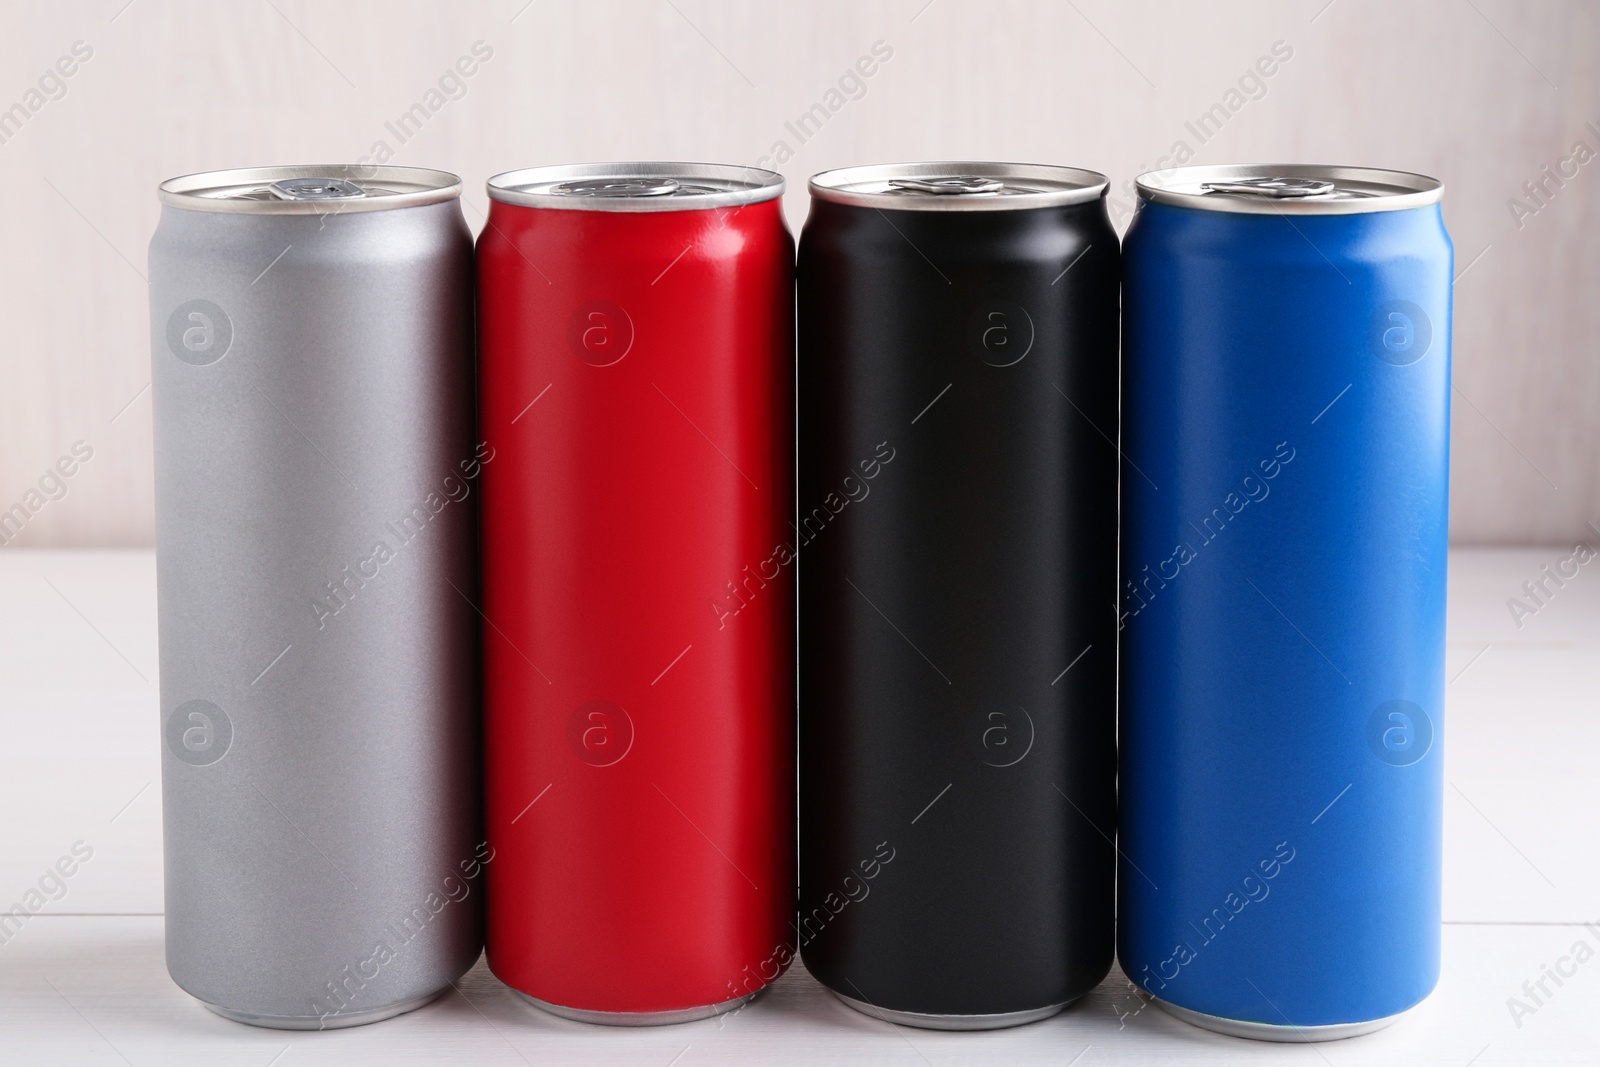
[477,164,795,1023]
[1118,164,1451,1040]
[150,166,483,1028]
[797,163,1120,1029]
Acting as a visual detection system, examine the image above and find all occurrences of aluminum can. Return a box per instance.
[150,166,483,1029]
[796,163,1120,1029]
[1118,164,1451,1040]
[478,164,795,1023]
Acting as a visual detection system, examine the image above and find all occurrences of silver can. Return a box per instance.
[150,166,483,1029]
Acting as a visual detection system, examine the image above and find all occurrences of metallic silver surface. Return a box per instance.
[269,176,366,201]
[487,162,783,211]
[833,992,1070,1031]
[1152,996,1415,1042]
[151,165,482,1028]
[549,176,681,198]
[203,989,447,1030]
[1136,164,1443,215]
[886,175,1004,196]
[808,161,1107,210]
[1199,176,1335,198]
[516,990,759,1026]
[159,165,461,214]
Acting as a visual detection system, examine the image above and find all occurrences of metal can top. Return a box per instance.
[1136,164,1443,215]
[487,163,784,212]
[808,162,1108,211]
[158,165,462,214]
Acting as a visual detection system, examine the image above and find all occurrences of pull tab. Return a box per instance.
[888,176,1004,196]
[551,177,682,198]
[1199,176,1336,199]
[268,177,367,201]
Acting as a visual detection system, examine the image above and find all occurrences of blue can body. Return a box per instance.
[1118,195,1451,1029]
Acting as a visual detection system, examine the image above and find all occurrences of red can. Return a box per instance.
[477,164,795,1022]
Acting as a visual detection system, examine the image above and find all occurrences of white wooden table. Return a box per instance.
[1,548,1595,1064]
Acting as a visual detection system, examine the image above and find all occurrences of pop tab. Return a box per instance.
[887,176,1005,196]
[1136,164,1443,215]
[1200,176,1335,198]
[268,177,367,201]
[488,164,784,212]
[809,162,1107,211]
[551,177,681,198]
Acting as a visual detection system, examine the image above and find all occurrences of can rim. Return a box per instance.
[158,165,462,214]
[808,162,1108,211]
[486,162,785,211]
[1135,164,1444,215]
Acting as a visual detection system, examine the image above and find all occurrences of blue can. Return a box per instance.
[1118,165,1451,1040]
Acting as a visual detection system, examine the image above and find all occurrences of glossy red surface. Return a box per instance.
[477,195,795,1014]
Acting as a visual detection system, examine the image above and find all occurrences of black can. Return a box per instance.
[797,163,1119,1029]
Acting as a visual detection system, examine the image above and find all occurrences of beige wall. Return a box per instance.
[1,0,1594,546]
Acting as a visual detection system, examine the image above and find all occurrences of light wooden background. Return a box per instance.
[0,0,1594,546]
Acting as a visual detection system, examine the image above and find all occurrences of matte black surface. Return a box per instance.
[796,197,1120,1017]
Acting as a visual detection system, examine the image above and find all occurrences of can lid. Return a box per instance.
[808,162,1108,211]
[487,163,784,211]
[1136,164,1443,215]
[158,165,462,214]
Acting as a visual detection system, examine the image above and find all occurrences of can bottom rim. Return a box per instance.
[201,987,446,1030]
[833,991,1071,1031]
[1152,994,1418,1042]
[515,988,760,1026]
